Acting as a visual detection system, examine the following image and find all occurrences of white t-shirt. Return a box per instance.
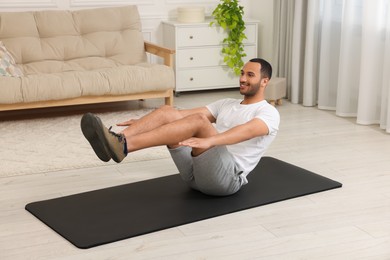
[206,98,280,185]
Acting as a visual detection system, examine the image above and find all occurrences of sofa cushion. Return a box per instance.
[0,41,23,77]
[20,57,120,75]
[0,63,174,104]
[0,5,146,68]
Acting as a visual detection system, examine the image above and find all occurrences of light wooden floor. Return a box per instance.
[1,89,390,259]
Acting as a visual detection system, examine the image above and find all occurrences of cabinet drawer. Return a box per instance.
[177,45,257,68]
[177,24,257,47]
[176,47,223,68]
[176,67,239,91]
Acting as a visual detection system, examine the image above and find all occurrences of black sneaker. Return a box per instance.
[81,113,127,163]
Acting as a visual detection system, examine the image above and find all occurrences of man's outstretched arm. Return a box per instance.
[179,118,269,149]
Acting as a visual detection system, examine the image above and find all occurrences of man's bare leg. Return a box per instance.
[125,112,218,156]
[117,105,185,137]
[81,109,217,162]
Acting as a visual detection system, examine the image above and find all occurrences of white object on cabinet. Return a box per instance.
[162,20,258,95]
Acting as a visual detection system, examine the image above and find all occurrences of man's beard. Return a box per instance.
[240,82,261,97]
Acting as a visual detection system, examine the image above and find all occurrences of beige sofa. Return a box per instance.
[0,5,175,112]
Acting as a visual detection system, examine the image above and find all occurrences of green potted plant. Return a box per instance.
[210,0,247,75]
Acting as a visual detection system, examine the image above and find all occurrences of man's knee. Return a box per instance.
[159,105,177,113]
[182,113,212,131]
[189,113,215,136]
[190,113,210,123]
[157,105,182,121]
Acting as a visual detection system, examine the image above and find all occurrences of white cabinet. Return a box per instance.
[162,20,258,95]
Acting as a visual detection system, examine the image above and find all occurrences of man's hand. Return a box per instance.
[179,137,214,149]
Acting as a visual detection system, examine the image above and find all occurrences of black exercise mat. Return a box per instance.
[25,157,342,249]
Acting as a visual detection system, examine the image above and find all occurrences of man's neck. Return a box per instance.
[241,95,265,105]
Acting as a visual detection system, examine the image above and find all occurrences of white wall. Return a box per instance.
[246,0,274,64]
[0,0,273,61]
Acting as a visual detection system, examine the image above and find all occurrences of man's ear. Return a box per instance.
[261,77,270,87]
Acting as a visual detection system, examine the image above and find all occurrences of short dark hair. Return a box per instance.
[249,58,272,79]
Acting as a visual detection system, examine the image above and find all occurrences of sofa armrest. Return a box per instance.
[144,41,175,67]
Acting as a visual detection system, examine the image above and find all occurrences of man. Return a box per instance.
[81,58,280,196]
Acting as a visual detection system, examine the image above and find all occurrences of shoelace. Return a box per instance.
[108,126,124,142]
[108,126,128,155]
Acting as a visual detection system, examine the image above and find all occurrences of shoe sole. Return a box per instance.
[81,113,111,162]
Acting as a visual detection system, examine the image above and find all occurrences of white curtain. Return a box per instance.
[274,0,390,133]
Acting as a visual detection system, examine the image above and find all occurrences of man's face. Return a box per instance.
[239,62,263,96]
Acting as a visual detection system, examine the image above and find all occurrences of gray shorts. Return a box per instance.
[168,145,243,196]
